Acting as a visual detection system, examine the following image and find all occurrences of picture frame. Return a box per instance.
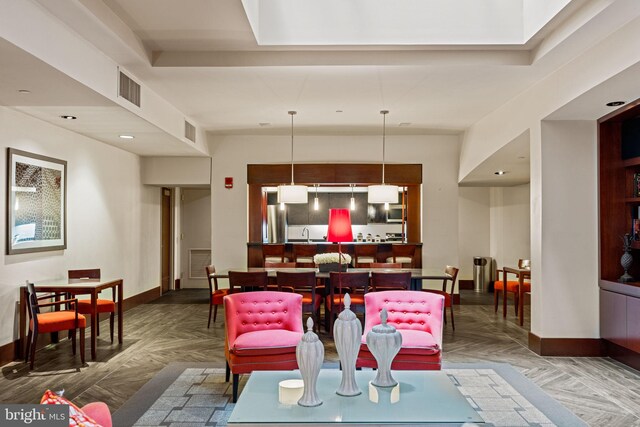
[6,148,67,254]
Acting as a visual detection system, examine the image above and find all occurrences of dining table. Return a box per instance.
[210,267,451,292]
[501,266,531,326]
[19,278,124,361]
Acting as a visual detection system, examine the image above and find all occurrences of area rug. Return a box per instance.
[112,362,586,427]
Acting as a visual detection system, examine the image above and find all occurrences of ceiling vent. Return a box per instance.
[185,120,196,143]
[118,71,141,107]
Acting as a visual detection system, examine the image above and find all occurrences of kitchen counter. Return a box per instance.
[247,242,422,268]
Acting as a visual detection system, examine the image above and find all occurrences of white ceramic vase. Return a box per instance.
[333,293,362,396]
[296,317,324,407]
[366,308,402,387]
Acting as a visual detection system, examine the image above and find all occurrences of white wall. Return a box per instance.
[209,134,461,276]
[180,188,211,288]
[532,120,598,338]
[142,157,211,187]
[489,184,531,272]
[0,107,160,347]
[458,187,490,281]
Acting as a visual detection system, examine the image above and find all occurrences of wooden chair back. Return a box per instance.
[276,271,316,292]
[262,244,286,264]
[26,282,40,318]
[354,244,378,267]
[228,271,268,293]
[68,269,101,279]
[294,244,317,267]
[442,265,459,296]
[264,262,296,268]
[371,271,411,291]
[205,265,219,293]
[390,244,417,268]
[370,262,402,269]
[329,271,370,297]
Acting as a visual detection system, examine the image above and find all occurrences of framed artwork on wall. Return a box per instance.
[6,148,67,255]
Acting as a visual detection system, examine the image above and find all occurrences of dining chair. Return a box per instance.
[25,282,86,369]
[228,271,268,293]
[354,244,378,267]
[494,259,531,317]
[326,271,369,334]
[370,271,411,292]
[264,262,296,268]
[276,271,321,332]
[422,266,459,330]
[357,290,444,370]
[205,265,229,327]
[224,291,303,402]
[293,244,317,268]
[385,244,417,268]
[262,244,288,265]
[68,269,116,342]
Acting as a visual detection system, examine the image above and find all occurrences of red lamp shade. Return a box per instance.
[327,209,353,243]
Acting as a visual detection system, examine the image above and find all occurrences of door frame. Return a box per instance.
[160,187,173,295]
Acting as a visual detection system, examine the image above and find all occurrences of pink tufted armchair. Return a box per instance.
[356,290,445,370]
[224,291,303,402]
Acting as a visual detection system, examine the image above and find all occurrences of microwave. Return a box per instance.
[386,204,405,223]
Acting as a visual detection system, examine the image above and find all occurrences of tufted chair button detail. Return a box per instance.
[272,311,275,314]
[254,322,257,325]
[266,322,270,325]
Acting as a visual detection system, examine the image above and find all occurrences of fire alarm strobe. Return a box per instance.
[225,177,233,189]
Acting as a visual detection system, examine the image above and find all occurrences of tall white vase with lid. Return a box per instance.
[296,317,324,407]
[366,308,402,387]
[333,293,362,396]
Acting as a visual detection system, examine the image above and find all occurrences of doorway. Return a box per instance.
[161,187,172,294]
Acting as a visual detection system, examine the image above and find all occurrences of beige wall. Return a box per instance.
[458,187,491,281]
[0,107,160,347]
[180,188,211,288]
[209,134,461,280]
[490,184,531,272]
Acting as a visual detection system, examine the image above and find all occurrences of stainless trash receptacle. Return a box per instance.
[473,257,490,292]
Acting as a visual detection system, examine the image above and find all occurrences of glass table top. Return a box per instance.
[228,370,483,425]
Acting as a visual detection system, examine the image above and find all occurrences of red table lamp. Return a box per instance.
[327,209,353,310]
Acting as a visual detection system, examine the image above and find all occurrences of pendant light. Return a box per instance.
[277,111,308,204]
[313,185,320,210]
[350,185,356,210]
[368,110,399,204]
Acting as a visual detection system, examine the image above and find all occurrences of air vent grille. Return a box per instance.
[189,249,211,279]
[185,121,196,143]
[119,71,141,107]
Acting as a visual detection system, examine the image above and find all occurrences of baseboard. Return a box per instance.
[605,340,640,371]
[453,293,460,305]
[175,278,181,290]
[3,286,162,367]
[459,279,473,290]
[122,286,161,312]
[528,333,606,356]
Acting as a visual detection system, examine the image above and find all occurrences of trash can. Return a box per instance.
[473,257,491,293]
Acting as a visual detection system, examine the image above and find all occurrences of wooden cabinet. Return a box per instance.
[627,296,640,353]
[600,289,627,347]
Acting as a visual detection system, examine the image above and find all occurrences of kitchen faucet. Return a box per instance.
[302,227,310,243]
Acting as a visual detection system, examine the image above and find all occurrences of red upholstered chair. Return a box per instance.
[205,265,229,327]
[276,271,321,332]
[326,272,369,334]
[494,259,531,317]
[224,291,303,402]
[357,290,444,370]
[26,282,86,369]
[422,265,459,330]
[68,269,116,342]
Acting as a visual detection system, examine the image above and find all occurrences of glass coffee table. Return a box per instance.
[228,370,483,426]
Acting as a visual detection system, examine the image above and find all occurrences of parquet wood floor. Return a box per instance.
[0,289,638,426]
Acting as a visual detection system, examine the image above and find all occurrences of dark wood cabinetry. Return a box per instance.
[599,98,640,370]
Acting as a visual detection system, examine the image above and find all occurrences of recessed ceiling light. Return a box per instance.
[335,110,343,113]
[398,122,411,127]
[606,101,625,107]
[258,122,270,127]
[119,135,135,139]
[517,156,526,159]
[494,170,507,175]
[60,115,76,120]
[17,89,31,94]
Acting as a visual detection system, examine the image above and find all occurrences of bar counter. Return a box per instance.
[247,242,423,268]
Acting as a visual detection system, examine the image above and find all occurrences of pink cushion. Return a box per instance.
[231,329,302,356]
[82,402,112,427]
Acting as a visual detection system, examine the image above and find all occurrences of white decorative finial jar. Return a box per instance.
[333,293,362,396]
[296,317,324,407]
[366,308,402,387]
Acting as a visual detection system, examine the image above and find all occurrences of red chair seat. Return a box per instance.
[31,311,86,333]
[76,299,115,313]
[230,329,302,356]
[495,280,530,292]
[325,294,364,309]
[212,289,229,305]
[300,292,322,310]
